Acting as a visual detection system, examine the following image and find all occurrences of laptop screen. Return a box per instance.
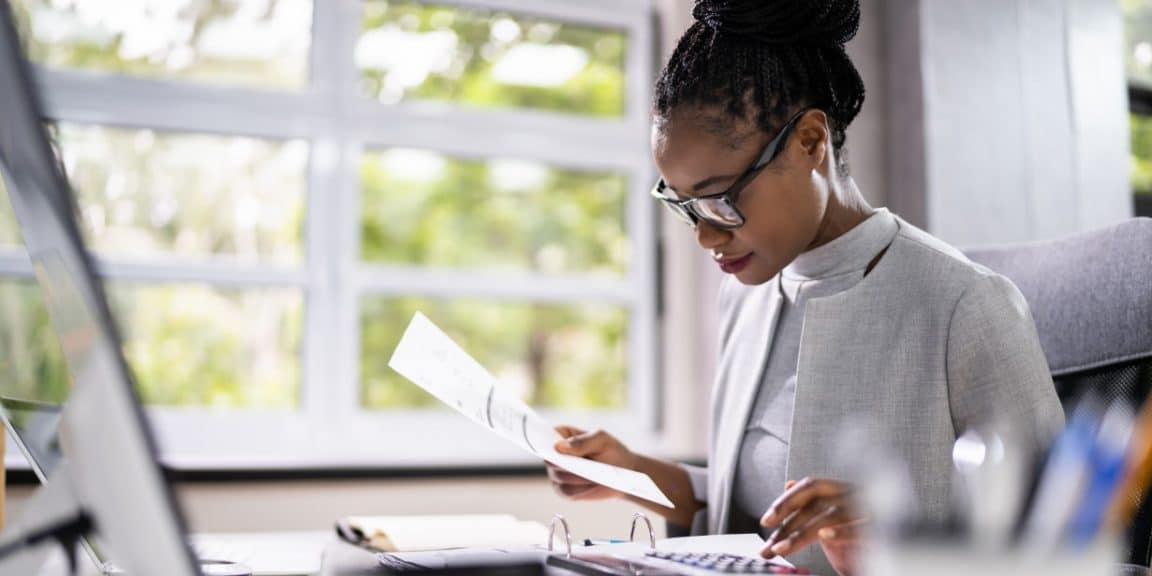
[0,2,199,573]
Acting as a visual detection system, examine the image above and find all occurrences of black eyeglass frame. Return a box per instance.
[650,108,813,230]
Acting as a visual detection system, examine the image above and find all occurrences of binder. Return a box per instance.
[543,512,675,576]
[542,513,802,575]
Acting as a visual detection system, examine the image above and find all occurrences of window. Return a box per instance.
[1124,0,1152,217]
[0,0,657,468]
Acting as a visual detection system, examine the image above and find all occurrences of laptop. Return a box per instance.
[0,1,326,573]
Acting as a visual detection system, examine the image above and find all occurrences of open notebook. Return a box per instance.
[336,514,550,552]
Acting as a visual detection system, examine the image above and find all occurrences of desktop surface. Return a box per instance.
[321,540,584,576]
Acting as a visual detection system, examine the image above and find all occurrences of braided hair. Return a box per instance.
[654,0,866,174]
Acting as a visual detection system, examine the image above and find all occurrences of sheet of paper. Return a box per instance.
[388,312,674,509]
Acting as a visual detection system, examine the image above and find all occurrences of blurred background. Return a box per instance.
[0,0,1148,538]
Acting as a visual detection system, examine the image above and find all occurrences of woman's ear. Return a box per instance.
[792,110,830,170]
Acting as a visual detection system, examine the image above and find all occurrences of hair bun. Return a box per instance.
[692,0,860,47]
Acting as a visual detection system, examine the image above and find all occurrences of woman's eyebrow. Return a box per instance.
[692,173,739,192]
[662,173,739,199]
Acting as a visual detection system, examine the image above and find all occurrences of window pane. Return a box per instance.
[58,125,307,263]
[358,1,627,117]
[1136,114,1152,217]
[0,279,70,406]
[11,0,313,89]
[361,149,629,275]
[361,298,627,410]
[1128,0,1152,87]
[1132,113,1152,195]
[110,284,302,408]
[0,172,22,247]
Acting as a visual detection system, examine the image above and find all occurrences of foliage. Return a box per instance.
[111,285,301,408]
[361,150,628,274]
[360,298,627,410]
[0,174,20,246]
[1127,0,1152,88]
[359,1,626,117]
[1132,113,1152,195]
[59,125,306,263]
[1129,0,1152,196]
[0,280,71,409]
[10,0,311,89]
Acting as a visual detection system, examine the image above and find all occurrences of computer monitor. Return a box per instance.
[0,2,201,574]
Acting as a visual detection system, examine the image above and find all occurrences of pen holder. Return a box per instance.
[861,539,1123,576]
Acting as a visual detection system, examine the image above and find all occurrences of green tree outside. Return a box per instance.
[359,1,626,117]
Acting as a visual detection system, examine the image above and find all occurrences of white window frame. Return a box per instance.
[2,0,660,469]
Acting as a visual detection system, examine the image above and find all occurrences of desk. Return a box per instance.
[320,540,584,576]
[191,531,331,575]
[33,533,576,576]
[31,531,332,576]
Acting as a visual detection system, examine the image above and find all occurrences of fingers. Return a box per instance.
[760,478,860,557]
[765,501,857,556]
[546,463,599,498]
[818,518,867,544]
[546,462,615,500]
[554,425,586,439]
[553,428,613,457]
[761,477,848,528]
[761,477,848,527]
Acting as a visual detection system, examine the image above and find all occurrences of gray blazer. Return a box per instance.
[683,216,1065,573]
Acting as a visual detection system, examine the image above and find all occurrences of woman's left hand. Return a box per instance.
[759,478,865,576]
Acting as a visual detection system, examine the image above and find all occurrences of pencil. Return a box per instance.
[1105,397,1152,532]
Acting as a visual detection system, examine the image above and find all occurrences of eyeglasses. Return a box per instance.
[650,109,810,230]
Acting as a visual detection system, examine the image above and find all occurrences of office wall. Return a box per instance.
[885,0,1132,246]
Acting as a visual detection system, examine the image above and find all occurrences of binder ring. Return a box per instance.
[548,514,573,558]
[629,512,655,549]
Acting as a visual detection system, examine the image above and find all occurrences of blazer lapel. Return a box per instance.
[786,251,894,486]
[710,277,784,533]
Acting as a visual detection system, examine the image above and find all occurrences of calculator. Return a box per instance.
[642,550,809,574]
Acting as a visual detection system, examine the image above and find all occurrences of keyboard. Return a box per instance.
[643,550,810,574]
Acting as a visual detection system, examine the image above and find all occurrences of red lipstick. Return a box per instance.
[717,254,752,274]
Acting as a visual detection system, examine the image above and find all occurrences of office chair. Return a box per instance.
[668,219,1152,551]
[965,217,1152,565]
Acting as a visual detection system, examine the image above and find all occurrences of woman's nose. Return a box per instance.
[695,220,730,250]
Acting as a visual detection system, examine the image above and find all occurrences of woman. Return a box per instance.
[547,1,1064,575]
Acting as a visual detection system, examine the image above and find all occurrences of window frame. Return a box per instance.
[2,0,660,470]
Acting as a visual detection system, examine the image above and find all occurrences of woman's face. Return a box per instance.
[651,106,833,285]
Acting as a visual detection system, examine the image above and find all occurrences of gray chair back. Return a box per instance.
[965,218,1152,565]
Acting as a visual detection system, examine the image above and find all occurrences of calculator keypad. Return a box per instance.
[643,550,808,574]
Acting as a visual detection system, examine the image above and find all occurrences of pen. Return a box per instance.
[1107,394,1152,532]
[1066,401,1133,546]
[583,538,628,546]
[1022,410,1097,550]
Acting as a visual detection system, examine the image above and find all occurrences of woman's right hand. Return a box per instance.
[547,426,637,501]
